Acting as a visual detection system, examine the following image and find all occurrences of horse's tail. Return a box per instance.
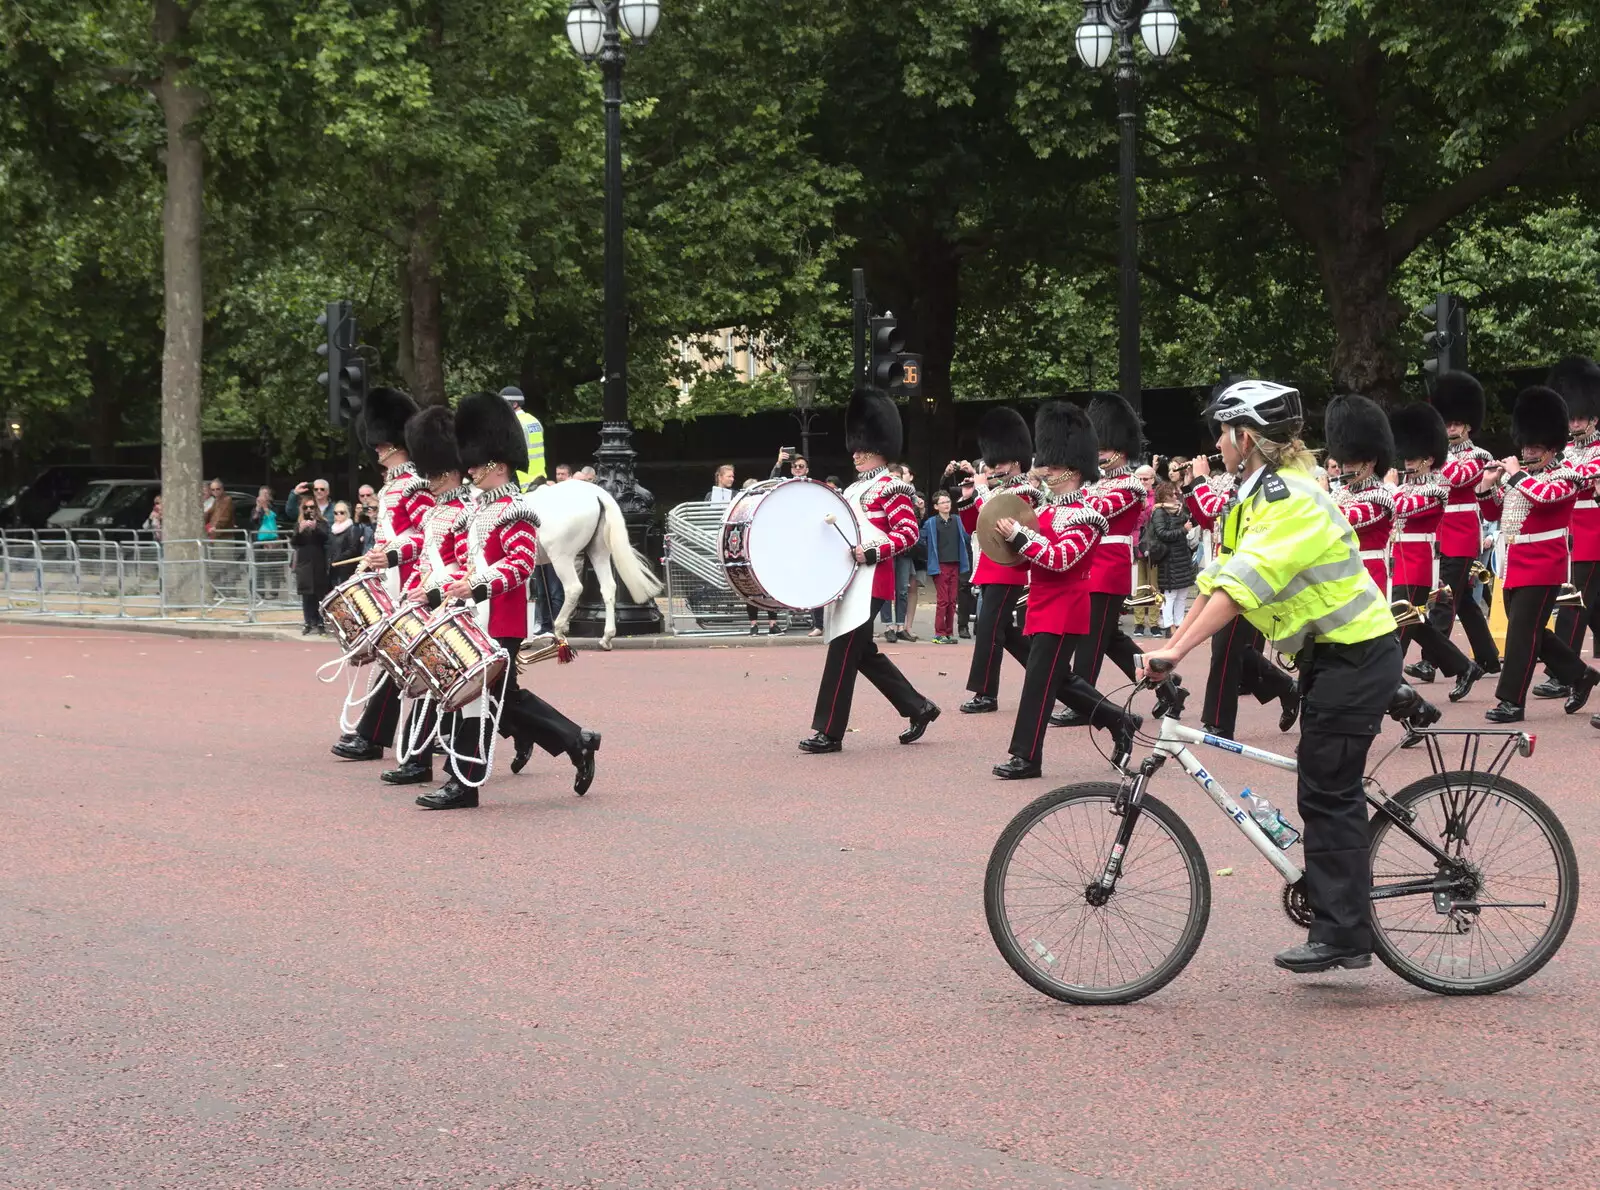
[595,485,664,602]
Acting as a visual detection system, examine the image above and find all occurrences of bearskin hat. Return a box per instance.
[1389,403,1449,470]
[1545,356,1600,423]
[845,387,903,460]
[455,390,529,474]
[1034,401,1100,483]
[1512,385,1570,452]
[1087,392,1143,459]
[404,405,460,479]
[1325,393,1394,473]
[358,387,419,452]
[1429,371,1485,433]
[976,406,1032,468]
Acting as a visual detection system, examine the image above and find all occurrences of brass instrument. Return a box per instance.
[1126,584,1161,609]
[517,632,576,667]
[1469,560,1493,585]
[1390,599,1425,629]
[1557,582,1586,610]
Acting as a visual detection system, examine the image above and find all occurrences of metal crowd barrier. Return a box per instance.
[662,501,794,636]
[0,530,302,624]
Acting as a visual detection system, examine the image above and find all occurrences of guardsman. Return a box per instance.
[955,407,1038,714]
[1532,357,1600,701]
[1388,402,1483,702]
[1478,386,1600,723]
[500,386,547,489]
[331,387,434,762]
[1411,372,1501,682]
[991,402,1141,779]
[800,388,940,754]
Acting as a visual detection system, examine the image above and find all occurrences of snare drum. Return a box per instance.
[319,571,396,663]
[722,478,858,611]
[402,604,508,712]
[369,603,436,697]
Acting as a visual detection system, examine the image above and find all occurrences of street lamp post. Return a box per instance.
[566,0,664,634]
[786,359,820,460]
[2,410,21,527]
[1075,0,1180,416]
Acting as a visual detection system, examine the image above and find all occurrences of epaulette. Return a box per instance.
[1452,443,1494,464]
[399,474,431,499]
[1047,504,1110,535]
[480,500,540,532]
[875,478,917,502]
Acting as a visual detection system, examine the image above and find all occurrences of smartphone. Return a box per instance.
[781,446,796,455]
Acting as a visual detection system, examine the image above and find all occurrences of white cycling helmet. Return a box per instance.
[1203,379,1303,439]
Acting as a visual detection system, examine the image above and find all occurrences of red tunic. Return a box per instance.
[1335,478,1396,594]
[1184,477,1232,530]
[1390,477,1449,590]
[404,486,471,596]
[1438,441,1492,559]
[856,470,920,601]
[1014,500,1107,636]
[956,473,1038,586]
[1483,464,1581,589]
[1563,431,1600,563]
[377,463,436,591]
[453,485,540,638]
[1081,469,1147,596]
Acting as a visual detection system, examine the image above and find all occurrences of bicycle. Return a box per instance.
[985,672,1578,1004]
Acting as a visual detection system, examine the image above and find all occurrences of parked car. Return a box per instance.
[1,464,154,529]
[48,480,260,534]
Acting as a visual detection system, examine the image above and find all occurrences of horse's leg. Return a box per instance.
[588,532,618,649]
[551,552,583,637]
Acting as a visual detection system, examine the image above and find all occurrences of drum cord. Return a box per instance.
[438,686,507,790]
[393,693,436,767]
[337,665,384,738]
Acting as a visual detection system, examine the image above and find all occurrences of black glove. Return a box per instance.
[859,545,880,566]
[426,588,443,609]
[1006,528,1029,549]
[471,583,491,604]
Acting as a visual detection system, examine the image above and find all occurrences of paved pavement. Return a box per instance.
[2,622,1597,1188]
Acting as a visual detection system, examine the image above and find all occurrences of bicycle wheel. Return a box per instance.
[1369,770,1578,995]
[984,782,1210,1005]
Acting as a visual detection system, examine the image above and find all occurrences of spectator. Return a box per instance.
[351,496,377,553]
[1146,481,1195,639]
[291,501,331,635]
[554,463,572,482]
[143,493,163,540]
[706,464,735,503]
[770,448,811,480]
[285,479,333,521]
[921,491,970,643]
[326,501,363,570]
[1132,463,1161,636]
[824,474,840,490]
[576,465,596,481]
[204,479,233,537]
[250,486,283,600]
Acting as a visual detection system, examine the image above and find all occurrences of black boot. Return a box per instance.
[1278,687,1301,733]
[960,694,998,714]
[1484,701,1524,724]
[1532,676,1569,700]
[509,736,535,775]
[798,731,841,754]
[1448,661,1484,703]
[416,779,478,810]
[899,701,940,744]
[1273,941,1372,972]
[569,730,601,795]
[992,755,1042,780]
[1564,668,1600,715]
[380,758,433,785]
[1404,660,1436,683]
[1108,712,1143,770]
[332,735,383,761]
[1049,707,1087,728]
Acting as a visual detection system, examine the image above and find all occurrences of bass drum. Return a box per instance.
[722,478,859,611]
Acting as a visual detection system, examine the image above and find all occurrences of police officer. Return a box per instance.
[1141,379,1403,975]
[499,386,547,490]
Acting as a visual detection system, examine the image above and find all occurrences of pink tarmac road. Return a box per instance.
[2,622,1597,1188]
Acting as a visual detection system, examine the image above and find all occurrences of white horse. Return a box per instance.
[520,480,663,649]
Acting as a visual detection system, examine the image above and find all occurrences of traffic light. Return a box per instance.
[1421,292,1468,389]
[868,312,923,397]
[316,300,367,427]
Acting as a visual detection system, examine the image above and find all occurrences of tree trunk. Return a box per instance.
[396,254,416,392]
[85,343,123,464]
[406,201,445,406]
[900,240,962,484]
[153,0,206,602]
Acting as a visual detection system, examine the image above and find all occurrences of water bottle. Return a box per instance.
[1240,787,1301,850]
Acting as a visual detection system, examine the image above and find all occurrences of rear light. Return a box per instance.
[1520,734,1536,758]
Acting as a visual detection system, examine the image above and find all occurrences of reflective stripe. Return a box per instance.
[1275,585,1384,654]
[1219,549,1369,607]
[1510,528,1568,545]
[1394,533,1435,543]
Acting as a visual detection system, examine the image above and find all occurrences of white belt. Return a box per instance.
[1101,535,1134,546]
[1443,504,1478,513]
[1576,500,1598,510]
[1394,533,1435,543]
[1359,549,1387,560]
[1508,528,1568,545]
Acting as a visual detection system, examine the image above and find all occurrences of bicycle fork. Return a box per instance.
[1091,758,1164,902]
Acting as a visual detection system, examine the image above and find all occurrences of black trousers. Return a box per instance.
[1071,592,1141,685]
[302,592,323,629]
[1295,633,1402,951]
[1551,559,1600,656]
[813,597,926,738]
[446,635,583,784]
[1392,583,1470,679]
[965,584,1029,697]
[1428,554,1501,666]
[957,578,977,632]
[1497,586,1591,706]
[1009,631,1128,763]
[355,671,402,748]
[1202,618,1294,738]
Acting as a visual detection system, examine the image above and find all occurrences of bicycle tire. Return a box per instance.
[984,782,1211,1005]
[1369,770,1578,995]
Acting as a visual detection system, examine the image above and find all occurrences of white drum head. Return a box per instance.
[747,480,858,609]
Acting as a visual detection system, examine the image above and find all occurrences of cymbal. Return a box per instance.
[976,491,1039,567]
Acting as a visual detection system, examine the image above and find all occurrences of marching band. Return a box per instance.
[315,358,1600,813]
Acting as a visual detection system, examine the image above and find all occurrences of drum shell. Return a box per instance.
[320,572,396,663]
[720,478,858,612]
[371,604,436,698]
[403,605,508,713]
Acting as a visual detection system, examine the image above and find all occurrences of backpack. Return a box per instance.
[1141,515,1168,564]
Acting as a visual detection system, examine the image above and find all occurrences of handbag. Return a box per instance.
[1141,515,1169,564]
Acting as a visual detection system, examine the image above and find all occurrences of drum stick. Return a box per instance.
[331,556,365,567]
[822,514,856,550]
